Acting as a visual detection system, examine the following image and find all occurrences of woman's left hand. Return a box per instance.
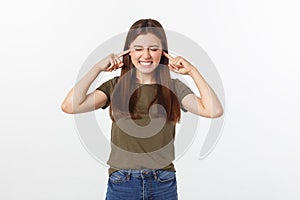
[163,51,196,75]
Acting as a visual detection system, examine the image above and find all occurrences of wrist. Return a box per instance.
[93,64,105,73]
[188,67,197,76]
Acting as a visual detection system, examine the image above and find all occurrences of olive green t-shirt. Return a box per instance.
[97,76,194,175]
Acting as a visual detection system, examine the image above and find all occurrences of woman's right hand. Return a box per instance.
[61,49,130,114]
[94,49,130,72]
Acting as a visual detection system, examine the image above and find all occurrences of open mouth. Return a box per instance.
[139,61,153,66]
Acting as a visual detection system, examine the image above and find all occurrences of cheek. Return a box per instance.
[130,52,140,63]
[130,51,142,60]
[151,51,162,61]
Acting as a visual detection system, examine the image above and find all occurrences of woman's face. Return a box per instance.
[129,33,163,76]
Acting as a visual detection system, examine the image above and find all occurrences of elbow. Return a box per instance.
[61,102,74,114]
[209,107,224,118]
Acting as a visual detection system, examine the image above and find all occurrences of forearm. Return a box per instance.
[189,68,223,117]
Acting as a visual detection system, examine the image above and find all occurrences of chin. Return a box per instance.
[136,67,156,74]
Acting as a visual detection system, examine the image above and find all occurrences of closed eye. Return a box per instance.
[134,48,143,51]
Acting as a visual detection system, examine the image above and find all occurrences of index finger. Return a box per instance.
[162,51,174,60]
[118,49,130,57]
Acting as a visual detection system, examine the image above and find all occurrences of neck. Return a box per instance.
[136,71,156,84]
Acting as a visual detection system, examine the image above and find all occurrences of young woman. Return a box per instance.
[62,19,223,200]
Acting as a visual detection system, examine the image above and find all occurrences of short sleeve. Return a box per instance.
[96,76,119,109]
[173,79,194,112]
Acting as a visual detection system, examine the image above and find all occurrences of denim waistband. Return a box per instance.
[116,169,161,179]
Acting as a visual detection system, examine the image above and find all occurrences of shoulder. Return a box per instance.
[100,76,119,86]
[96,76,119,91]
[171,78,194,100]
[172,78,184,85]
[107,76,120,84]
[171,78,190,90]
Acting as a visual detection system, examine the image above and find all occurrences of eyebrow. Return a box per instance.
[133,45,160,48]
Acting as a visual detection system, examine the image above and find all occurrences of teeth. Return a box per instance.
[140,61,152,66]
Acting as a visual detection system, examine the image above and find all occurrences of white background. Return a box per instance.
[1,0,300,199]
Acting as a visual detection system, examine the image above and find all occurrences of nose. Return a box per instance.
[142,49,151,59]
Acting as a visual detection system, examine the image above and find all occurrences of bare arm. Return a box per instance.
[61,66,107,114]
[163,52,223,118]
[182,68,223,118]
[61,50,129,114]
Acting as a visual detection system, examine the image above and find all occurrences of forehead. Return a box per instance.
[130,33,162,47]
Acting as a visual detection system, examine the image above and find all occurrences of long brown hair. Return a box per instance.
[110,19,181,123]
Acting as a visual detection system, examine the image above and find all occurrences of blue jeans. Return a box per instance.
[105,169,178,200]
